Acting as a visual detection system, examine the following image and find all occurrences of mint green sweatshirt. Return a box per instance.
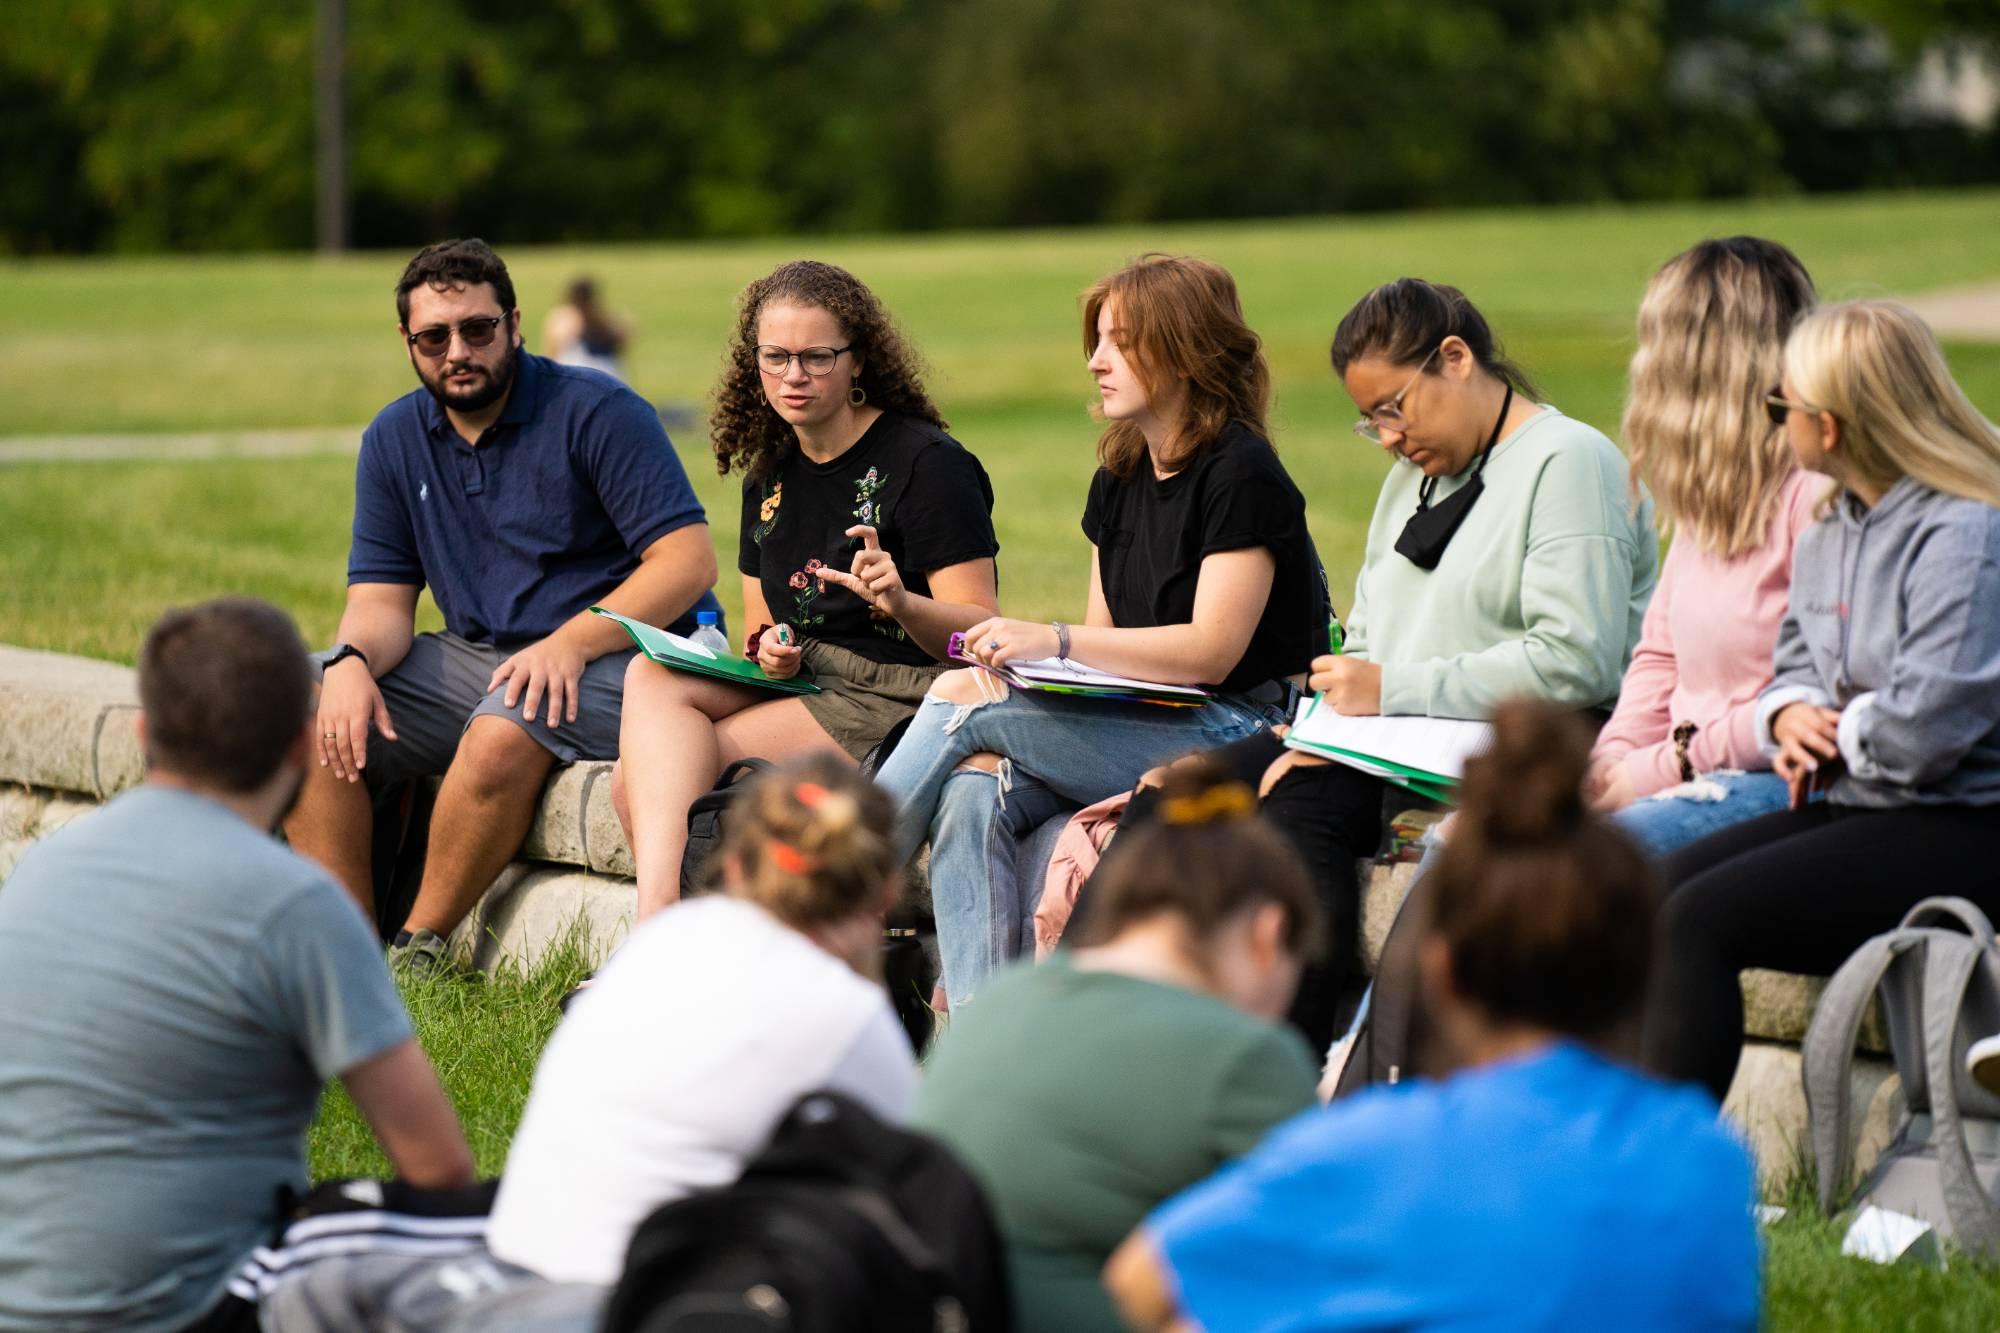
[1345,407,1658,719]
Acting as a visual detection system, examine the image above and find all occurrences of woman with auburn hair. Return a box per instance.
[612,260,1000,918]
[1106,700,1760,1333]
[1587,236,1823,854]
[915,762,1321,1333]
[1646,300,2000,1102]
[874,254,1329,1012]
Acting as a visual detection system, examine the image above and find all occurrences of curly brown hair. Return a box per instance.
[711,261,946,482]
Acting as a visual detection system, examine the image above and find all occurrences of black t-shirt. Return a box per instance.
[739,410,999,667]
[1081,421,1328,693]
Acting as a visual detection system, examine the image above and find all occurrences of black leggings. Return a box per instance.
[1642,801,2000,1103]
[1111,730,1385,1053]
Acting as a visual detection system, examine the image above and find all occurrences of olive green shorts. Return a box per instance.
[797,640,948,761]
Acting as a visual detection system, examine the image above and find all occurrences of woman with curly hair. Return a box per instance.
[612,260,1000,917]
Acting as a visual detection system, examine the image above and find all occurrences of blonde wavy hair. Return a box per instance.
[1786,300,2000,510]
[1622,237,1817,558]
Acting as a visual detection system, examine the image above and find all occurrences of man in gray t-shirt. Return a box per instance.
[0,600,472,1333]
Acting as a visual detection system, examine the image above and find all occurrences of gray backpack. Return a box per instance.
[1804,896,2000,1255]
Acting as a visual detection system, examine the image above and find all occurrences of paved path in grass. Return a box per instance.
[0,426,363,465]
[1899,280,2000,341]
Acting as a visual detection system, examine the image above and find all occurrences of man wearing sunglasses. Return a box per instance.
[285,238,722,968]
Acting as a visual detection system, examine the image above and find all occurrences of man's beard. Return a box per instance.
[420,342,517,414]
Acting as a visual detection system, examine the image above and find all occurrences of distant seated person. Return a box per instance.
[0,599,472,1333]
[1112,277,1658,1049]
[541,275,630,383]
[914,763,1320,1333]
[1105,699,1760,1333]
[285,238,721,967]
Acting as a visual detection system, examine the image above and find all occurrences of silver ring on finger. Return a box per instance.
[987,639,1001,650]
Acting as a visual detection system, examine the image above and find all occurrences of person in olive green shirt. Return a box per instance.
[913,766,1320,1333]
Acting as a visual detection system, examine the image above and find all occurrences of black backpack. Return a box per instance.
[681,759,773,899]
[601,1091,1013,1333]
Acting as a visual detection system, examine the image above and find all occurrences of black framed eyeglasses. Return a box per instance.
[756,344,854,377]
[1764,384,1822,428]
[407,315,508,358]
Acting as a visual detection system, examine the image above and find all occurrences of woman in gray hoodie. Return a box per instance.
[1643,299,2000,1103]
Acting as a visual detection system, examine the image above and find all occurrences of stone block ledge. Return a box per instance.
[0,643,1901,1185]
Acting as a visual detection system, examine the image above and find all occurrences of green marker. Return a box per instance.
[776,625,793,647]
[1328,614,1345,656]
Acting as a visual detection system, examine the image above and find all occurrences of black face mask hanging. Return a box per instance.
[1394,383,1513,571]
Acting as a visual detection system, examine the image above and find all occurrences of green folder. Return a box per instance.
[1282,694,1460,804]
[592,607,821,696]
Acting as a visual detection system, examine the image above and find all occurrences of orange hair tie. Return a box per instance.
[794,781,830,809]
[768,840,818,875]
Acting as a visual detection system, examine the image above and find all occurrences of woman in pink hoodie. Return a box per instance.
[1587,237,1821,855]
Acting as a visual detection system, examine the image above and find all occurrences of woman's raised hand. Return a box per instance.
[814,525,907,614]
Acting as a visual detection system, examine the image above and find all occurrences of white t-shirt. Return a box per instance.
[486,895,918,1284]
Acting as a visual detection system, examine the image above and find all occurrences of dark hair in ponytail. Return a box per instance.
[1425,699,1658,1042]
[1330,278,1539,399]
[1073,760,1322,962]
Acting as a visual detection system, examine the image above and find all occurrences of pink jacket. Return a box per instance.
[1593,471,1826,797]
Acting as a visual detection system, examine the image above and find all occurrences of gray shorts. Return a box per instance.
[313,631,637,788]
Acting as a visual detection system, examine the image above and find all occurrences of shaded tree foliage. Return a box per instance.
[0,0,1991,254]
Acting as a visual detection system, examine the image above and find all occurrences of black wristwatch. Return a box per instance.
[326,643,370,672]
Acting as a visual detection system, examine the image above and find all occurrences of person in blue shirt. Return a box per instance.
[1105,697,1760,1333]
[284,238,721,966]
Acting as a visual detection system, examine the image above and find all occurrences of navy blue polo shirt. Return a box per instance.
[348,353,721,646]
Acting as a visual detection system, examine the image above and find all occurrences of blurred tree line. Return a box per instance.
[1,0,1995,254]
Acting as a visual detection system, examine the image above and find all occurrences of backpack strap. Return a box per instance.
[1804,931,1915,1214]
[1921,931,2000,1258]
[1901,896,1998,952]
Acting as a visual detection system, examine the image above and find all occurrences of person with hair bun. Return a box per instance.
[1646,300,2000,1102]
[613,260,1000,919]
[1587,237,1824,854]
[486,753,920,1287]
[876,254,1328,1011]
[914,762,1320,1333]
[1106,699,1760,1333]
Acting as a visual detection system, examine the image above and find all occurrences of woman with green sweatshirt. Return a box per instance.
[1115,278,1658,1050]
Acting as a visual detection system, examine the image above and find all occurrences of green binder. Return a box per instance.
[592,607,821,696]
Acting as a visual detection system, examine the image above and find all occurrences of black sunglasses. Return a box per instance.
[1764,384,1820,428]
[407,315,508,358]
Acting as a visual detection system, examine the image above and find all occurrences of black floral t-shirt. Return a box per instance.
[738,410,999,667]
[1082,420,1328,693]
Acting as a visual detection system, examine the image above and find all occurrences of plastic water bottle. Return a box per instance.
[689,610,730,656]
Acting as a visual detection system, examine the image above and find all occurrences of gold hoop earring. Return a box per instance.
[849,384,867,407]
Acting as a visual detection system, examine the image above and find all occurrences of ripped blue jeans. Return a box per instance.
[874,679,1282,1006]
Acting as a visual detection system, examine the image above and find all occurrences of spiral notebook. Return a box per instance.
[945,633,1209,707]
[592,607,821,696]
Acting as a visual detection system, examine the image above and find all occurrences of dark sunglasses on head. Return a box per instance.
[407,315,507,358]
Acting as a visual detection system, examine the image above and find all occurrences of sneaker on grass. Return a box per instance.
[388,927,454,978]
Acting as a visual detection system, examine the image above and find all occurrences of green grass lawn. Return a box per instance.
[5,190,2000,660]
[10,192,2000,1323]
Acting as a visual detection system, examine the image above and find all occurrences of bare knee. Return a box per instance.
[953,751,1003,776]
[448,716,554,802]
[608,758,629,825]
[929,668,987,706]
